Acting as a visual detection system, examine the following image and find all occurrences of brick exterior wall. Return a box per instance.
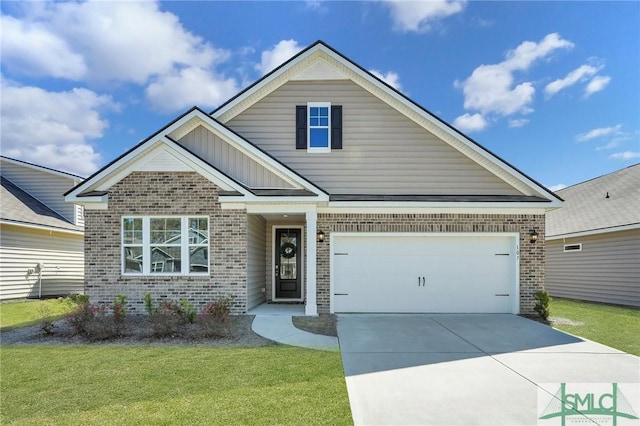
[316,213,545,315]
[84,172,248,314]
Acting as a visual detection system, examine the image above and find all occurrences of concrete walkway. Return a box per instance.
[249,303,339,351]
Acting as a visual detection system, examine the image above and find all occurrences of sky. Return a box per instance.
[1,1,639,192]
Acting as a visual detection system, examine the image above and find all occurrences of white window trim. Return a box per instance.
[307,101,331,153]
[122,216,210,276]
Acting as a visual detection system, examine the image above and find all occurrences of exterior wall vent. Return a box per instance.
[564,243,582,252]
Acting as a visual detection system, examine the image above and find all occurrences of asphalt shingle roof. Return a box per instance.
[546,164,640,237]
[1,176,81,232]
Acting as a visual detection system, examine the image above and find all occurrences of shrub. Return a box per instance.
[180,299,197,324]
[38,305,55,335]
[534,290,552,320]
[144,293,154,315]
[198,295,235,338]
[149,300,186,337]
[112,295,127,335]
[66,301,94,335]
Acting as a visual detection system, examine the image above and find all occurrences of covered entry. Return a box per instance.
[331,233,519,313]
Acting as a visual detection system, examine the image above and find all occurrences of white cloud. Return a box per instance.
[382,0,466,33]
[3,2,222,84]
[596,141,620,151]
[0,14,86,79]
[0,79,115,176]
[576,124,622,142]
[370,70,402,90]
[508,118,530,128]
[257,39,303,75]
[146,67,238,113]
[609,151,640,160]
[454,33,573,128]
[453,113,488,133]
[585,75,611,96]
[545,64,601,97]
[548,184,567,192]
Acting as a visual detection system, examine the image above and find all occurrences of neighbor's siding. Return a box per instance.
[0,160,79,224]
[0,224,84,300]
[546,229,640,307]
[178,126,295,189]
[246,215,266,309]
[226,80,521,196]
[84,172,248,314]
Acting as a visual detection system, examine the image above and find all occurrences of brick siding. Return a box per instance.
[84,172,248,314]
[316,213,545,315]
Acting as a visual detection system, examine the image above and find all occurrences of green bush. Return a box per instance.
[534,290,552,320]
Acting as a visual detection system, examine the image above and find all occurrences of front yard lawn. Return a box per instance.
[0,345,352,425]
[0,298,77,331]
[550,298,640,356]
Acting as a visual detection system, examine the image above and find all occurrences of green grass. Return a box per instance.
[0,345,352,425]
[0,298,77,331]
[551,298,640,356]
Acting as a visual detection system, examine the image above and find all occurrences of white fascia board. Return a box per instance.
[0,219,84,235]
[319,205,549,215]
[546,223,640,240]
[244,203,318,214]
[325,200,555,209]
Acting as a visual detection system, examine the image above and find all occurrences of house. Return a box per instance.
[0,156,85,300]
[65,41,562,315]
[546,164,640,307]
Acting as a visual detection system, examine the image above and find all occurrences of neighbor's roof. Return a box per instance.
[546,164,640,237]
[1,176,82,232]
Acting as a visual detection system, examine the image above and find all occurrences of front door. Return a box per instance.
[275,228,302,299]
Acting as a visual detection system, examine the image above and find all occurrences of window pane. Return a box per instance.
[310,117,319,126]
[123,218,143,244]
[150,246,181,272]
[189,218,209,244]
[319,117,328,126]
[124,247,143,273]
[310,107,319,116]
[150,218,181,244]
[190,247,209,273]
[310,128,329,148]
[318,107,328,117]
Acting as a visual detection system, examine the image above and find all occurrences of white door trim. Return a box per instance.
[329,232,520,314]
[271,225,305,302]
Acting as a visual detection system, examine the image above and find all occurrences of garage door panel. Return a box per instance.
[332,234,517,314]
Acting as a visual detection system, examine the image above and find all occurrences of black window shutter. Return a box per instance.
[296,106,307,149]
[331,105,342,149]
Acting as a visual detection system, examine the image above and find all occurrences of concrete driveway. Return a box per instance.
[337,314,639,426]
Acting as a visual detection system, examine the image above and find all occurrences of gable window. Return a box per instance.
[296,103,342,151]
[122,216,209,275]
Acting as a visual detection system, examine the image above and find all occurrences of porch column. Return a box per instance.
[305,211,318,316]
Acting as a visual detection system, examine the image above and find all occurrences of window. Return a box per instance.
[564,243,582,252]
[122,216,209,275]
[296,103,342,151]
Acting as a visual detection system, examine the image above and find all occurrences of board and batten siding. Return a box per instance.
[1,160,80,224]
[246,215,267,309]
[225,80,522,195]
[0,224,84,300]
[546,229,640,307]
[178,126,295,189]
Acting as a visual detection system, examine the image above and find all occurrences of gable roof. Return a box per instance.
[65,107,328,206]
[212,40,562,207]
[546,164,640,238]
[1,176,82,233]
[0,156,84,181]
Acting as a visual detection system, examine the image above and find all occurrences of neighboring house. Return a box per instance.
[0,156,85,300]
[65,41,562,316]
[546,164,640,307]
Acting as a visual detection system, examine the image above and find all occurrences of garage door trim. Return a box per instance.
[329,232,520,314]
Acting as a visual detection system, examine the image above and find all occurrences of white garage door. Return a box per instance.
[332,234,518,313]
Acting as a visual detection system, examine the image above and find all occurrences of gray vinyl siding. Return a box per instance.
[0,224,84,300]
[1,160,80,224]
[226,80,521,195]
[246,215,266,309]
[546,229,640,307]
[178,126,295,189]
